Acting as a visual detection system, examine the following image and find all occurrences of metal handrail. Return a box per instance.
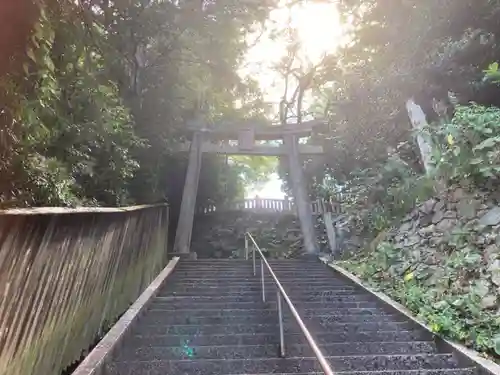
[244,232,335,375]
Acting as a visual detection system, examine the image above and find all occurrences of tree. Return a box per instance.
[306,0,500,183]
[0,0,278,208]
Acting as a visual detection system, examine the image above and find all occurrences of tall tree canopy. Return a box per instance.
[0,0,277,209]
[303,0,500,184]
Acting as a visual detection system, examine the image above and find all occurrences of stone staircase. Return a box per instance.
[106,259,479,375]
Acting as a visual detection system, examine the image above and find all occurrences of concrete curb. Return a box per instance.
[319,257,500,375]
[72,256,180,375]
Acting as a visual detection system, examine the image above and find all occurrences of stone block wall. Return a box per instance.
[190,211,329,258]
[387,186,500,289]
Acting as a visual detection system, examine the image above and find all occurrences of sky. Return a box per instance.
[248,173,285,199]
[242,1,344,198]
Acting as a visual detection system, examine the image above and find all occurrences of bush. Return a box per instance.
[331,146,434,237]
[428,104,500,187]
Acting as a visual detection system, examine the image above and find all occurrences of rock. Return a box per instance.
[395,234,405,242]
[475,236,487,246]
[456,199,479,219]
[464,219,479,229]
[419,213,434,227]
[411,249,422,261]
[481,232,496,246]
[432,210,445,224]
[434,201,445,213]
[404,235,420,247]
[479,206,500,226]
[399,222,413,233]
[418,225,436,237]
[481,295,497,309]
[477,209,488,217]
[430,236,446,247]
[451,187,466,202]
[489,260,500,286]
[484,244,499,265]
[472,280,490,297]
[420,199,436,214]
[444,211,458,219]
[393,243,404,250]
[436,219,457,232]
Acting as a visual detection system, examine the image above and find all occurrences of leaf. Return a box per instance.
[45,56,55,72]
[494,335,500,355]
[404,272,414,282]
[446,134,454,146]
[474,138,497,150]
[431,323,441,333]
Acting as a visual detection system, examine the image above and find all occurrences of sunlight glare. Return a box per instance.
[242,1,344,103]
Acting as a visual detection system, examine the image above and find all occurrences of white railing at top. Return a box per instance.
[197,197,341,215]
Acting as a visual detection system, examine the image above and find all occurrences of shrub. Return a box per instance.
[428,104,500,187]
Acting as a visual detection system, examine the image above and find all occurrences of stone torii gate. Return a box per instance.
[173,118,326,257]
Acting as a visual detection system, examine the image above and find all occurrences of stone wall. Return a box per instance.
[387,186,500,289]
[191,211,329,258]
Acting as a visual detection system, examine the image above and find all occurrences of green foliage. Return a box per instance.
[427,104,500,186]
[305,0,500,183]
[230,156,279,193]
[344,241,500,359]
[2,0,277,208]
[484,62,500,84]
[8,4,144,206]
[329,148,434,236]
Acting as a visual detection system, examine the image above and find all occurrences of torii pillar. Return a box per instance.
[284,134,318,255]
[173,130,204,257]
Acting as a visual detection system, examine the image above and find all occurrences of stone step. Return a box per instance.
[144,307,392,318]
[149,300,381,310]
[132,321,415,336]
[171,269,336,275]
[167,275,347,283]
[139,311,405,326]
[174,262,326,266]
[171,266,334,273]
[156,289,367,298]
[114,341,439,361]
[162,282,351,290]
[128,330,433,348]
[153,293,375,303]
[172,267,332,273]
[160,284,358,293]
[108,354,460,375]
[161,280,353,288]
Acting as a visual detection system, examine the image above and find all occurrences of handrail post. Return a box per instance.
[252,240,256,276]
[245,236,249,260]
[261,259,265,302]
[277,289,285,357]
